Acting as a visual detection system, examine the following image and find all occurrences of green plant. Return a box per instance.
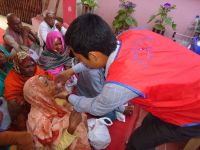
[112,0,138,33]
[81,0,97,9]
[148,3,176,31]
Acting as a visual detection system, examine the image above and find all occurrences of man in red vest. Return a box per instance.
[56,14,200,150]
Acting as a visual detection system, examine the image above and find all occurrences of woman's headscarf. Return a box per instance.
[38,31,71,70]
[23,75,65,116]
[13,51,32,74]
[23,75,91,150]
[46,31,65,52]
[4,51,46,101]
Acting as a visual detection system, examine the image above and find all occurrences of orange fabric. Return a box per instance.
[107,30,200,126]
[4,65,46,101]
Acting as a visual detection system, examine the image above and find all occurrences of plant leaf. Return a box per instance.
[148,15,157,23]
[172,23,176,30]
[154,24,165,30]
[163,16,173,26]
[125,17,134,26]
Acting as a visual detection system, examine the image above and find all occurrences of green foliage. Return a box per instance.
[112,1,137,33]
[148,3,176,31]
[81,0,97,9]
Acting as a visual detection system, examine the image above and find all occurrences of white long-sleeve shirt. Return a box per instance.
[38,20,67,43]
[68,42,139,116]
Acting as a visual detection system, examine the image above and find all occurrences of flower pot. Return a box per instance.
[82,4,94,14]
[152,27,165,35]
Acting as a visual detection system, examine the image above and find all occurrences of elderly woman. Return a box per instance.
[38,31,71,76]
[4,51,47,130]
[23,75,91,150]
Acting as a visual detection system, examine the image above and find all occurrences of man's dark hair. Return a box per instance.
[65,14,117,58]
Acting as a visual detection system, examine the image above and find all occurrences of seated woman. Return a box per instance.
[38,31,71,76]
[23,75,91,150]
[4,51,47,130]
[0,45,13,96]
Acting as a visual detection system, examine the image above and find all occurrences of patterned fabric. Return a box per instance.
[23,76,91,150]
[38,31,71,71]
[4,66,46,101]
[13,51,31,74]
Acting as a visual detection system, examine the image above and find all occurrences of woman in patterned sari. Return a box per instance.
[4,51,47,130]
[38,31,71,76]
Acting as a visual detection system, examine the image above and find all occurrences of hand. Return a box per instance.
[55,68,74,86]
[0,53,7,64]
[54,90,69,100]
[22,26,31,37]
[123,103,134,116]
[68,110,82,134]
[55,22,62,31]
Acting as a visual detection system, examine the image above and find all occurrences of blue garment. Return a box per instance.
[0,97,11,131]
[0,45,12,96]
[77,68,105,98]
[191,36,200,55]
[0,45,12,131]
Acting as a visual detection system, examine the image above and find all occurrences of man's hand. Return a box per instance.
[55,68,74,86]
[55,22,62,31]
[123,103,134,116]
[68,110,82,134]
[54,90,69,100]
[21,26,31,37]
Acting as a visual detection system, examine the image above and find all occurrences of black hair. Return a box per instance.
[56,17,63,23]
[65,14,117,58]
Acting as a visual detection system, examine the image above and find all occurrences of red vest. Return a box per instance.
[106,30,200,126]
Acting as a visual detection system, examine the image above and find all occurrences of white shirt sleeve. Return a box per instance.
[38,22,49,43]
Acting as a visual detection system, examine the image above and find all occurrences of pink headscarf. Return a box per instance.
[46,31,65,52]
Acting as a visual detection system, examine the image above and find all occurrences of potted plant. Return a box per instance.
[112,0,138,34]
[148,3,176,35]
[81,0,97,14]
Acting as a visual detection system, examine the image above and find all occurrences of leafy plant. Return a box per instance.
[148,3,176,31]
[112,0,138,33]
[81,0,97,9]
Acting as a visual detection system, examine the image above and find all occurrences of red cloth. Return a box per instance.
[0,28,4,44]
[63,0,76,25]
[104,102,140,150]
[107,30,200,126]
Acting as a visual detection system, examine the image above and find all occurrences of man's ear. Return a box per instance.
[88,51,98,62]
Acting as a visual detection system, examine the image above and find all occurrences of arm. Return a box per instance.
[3,35,21,52]
[39,22,49,42]
[60,26,67,36]
[68,83,138,116]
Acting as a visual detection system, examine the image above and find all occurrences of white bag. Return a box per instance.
[87,117,113,150]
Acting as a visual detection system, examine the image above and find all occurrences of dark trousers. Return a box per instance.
[126,114,200,150]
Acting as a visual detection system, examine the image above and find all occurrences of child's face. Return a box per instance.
[53,38,62,53]
[70,48,108,69]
